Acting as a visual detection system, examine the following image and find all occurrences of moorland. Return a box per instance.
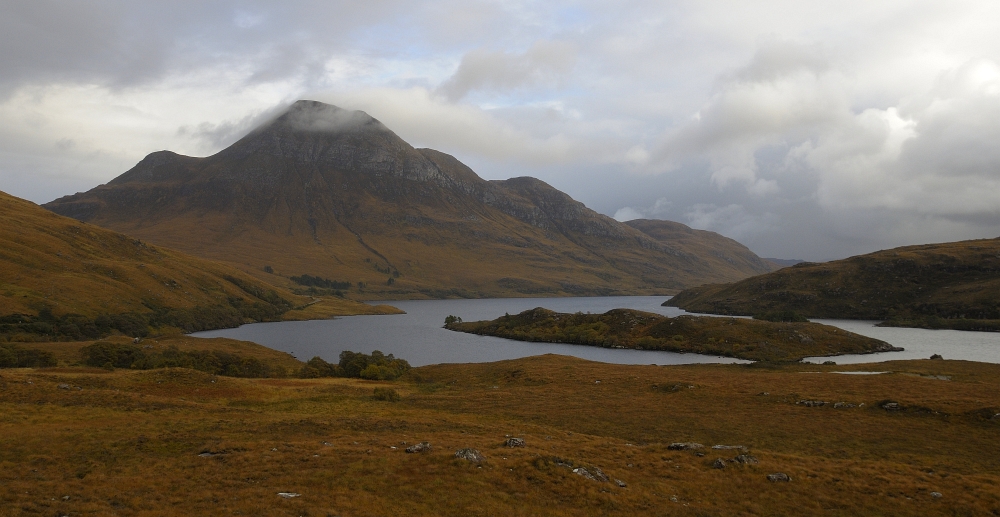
[446,307,900,362]
[2,349,999,516]
[666,237,1000,332]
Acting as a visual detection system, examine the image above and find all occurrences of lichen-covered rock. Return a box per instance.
[455,448,484,463]
[504,437,525,448]
[767,473,791,482]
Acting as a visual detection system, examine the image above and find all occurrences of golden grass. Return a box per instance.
[2,355,999,515]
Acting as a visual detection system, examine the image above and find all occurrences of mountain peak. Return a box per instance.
[264,100,385,136]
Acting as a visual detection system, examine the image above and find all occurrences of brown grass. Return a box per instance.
[2,355,999,515]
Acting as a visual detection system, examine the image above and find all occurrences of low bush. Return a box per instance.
[372,387,401,402]
[79,343,274,378]
[299,350,411,380]
[0,343,57,368]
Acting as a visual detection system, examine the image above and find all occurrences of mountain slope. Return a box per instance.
[665,238,1000,331]
[624,219,777,277]
[0,190,387,340]
[45,100,772,298]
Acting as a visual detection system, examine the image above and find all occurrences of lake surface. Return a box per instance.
[193,296,748,367]
[192,296,1000,366]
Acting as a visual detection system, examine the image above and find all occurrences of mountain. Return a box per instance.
[0,190,386,340]
[665,238,1000,331]
[763,258,805,268]
[624,219,777,276]
[45,100,773,299]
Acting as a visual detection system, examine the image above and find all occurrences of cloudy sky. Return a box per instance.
[3,0,1000,261]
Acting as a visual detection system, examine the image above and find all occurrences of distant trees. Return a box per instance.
[444,315,463,326]
[0,344,56,368]
[80,342,273,377]
[290,274,352,290]
[299,350,410,380]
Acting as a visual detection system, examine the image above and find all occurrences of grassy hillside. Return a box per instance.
[0,190,397,342]
[666,238,1000,331]
[45,100,774,299]
[446,308,899,362]
[2,355,999,515]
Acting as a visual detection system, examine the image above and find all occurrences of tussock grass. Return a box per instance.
[2,354,999,515]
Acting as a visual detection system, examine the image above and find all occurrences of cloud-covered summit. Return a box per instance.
[2,1,999,261]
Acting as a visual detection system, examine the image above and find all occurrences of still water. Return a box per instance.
[192,296,1000,366]
[193,296,747,366]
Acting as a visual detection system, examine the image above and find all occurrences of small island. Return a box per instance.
[445,308,900,362]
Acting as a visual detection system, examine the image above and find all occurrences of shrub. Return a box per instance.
[300,350,410,380]
[373,387,400,402]
[444,315,463,326]
[0,344,57,368]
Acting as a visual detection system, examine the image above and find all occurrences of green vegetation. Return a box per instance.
[372,387,401,401]
[0,343,56,368]
[300,350,411,380]
[666,237,1000,332]
[447,307,899,362]
[80,342,274,377]
[289,274,352,290]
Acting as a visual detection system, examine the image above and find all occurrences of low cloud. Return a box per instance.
[436,41,576,101]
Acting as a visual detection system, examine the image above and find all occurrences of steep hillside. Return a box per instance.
[45,100,772,299]
[0,190,390,341]
[665,238,1000,331]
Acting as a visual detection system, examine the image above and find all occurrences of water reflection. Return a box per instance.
[193,296,747,367]
[192,296,1000,366]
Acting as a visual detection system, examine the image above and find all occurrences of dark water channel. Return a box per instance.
[192,296,1000,366]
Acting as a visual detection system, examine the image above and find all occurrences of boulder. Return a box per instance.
[767,473,791,482]
[930,491,942,498]
[833,402,856,409]
[711,458,727,469]
[668,442,704,450]
[881,401,902,411]
[455,448,485,463]
[930,354,943,360]
[405,442,430,453]
[732,454,759,464]
[796,400,826,407]
[614,479,627,488]
[504,437,525,448]
[572,467,609,482]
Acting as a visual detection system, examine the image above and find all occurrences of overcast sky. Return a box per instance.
[2,1,999,261]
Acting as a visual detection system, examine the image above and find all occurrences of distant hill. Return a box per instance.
[0,190,387,341]
[625,219,776,277]
[763,258,805,268]
[45,100,773,299]
[665,238,1000,331]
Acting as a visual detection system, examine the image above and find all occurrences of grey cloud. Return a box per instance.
[436,41,576,101]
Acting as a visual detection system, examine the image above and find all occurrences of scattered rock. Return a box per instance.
[711,458,727,469]
[277,492,301,498]
[406,442,431,454]
[757,392,769,396]
[57,384,71,390]
[822,361,836,365]
[732,454,759,465]
[321,441,333,446]
[930,491,942,498]
[833,402,856,409]
[991,413,1000,421]
[614,479,627,488]
[930,354,943,360]
[711,445,746,450]
[767,473,791,482]
[796,400,826,407]
[573,466,609,482]
[405,442,430,453]
[455,448,485,463]
[504,437,525,448]
[881,401,902,411]
[668,442,704,450]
